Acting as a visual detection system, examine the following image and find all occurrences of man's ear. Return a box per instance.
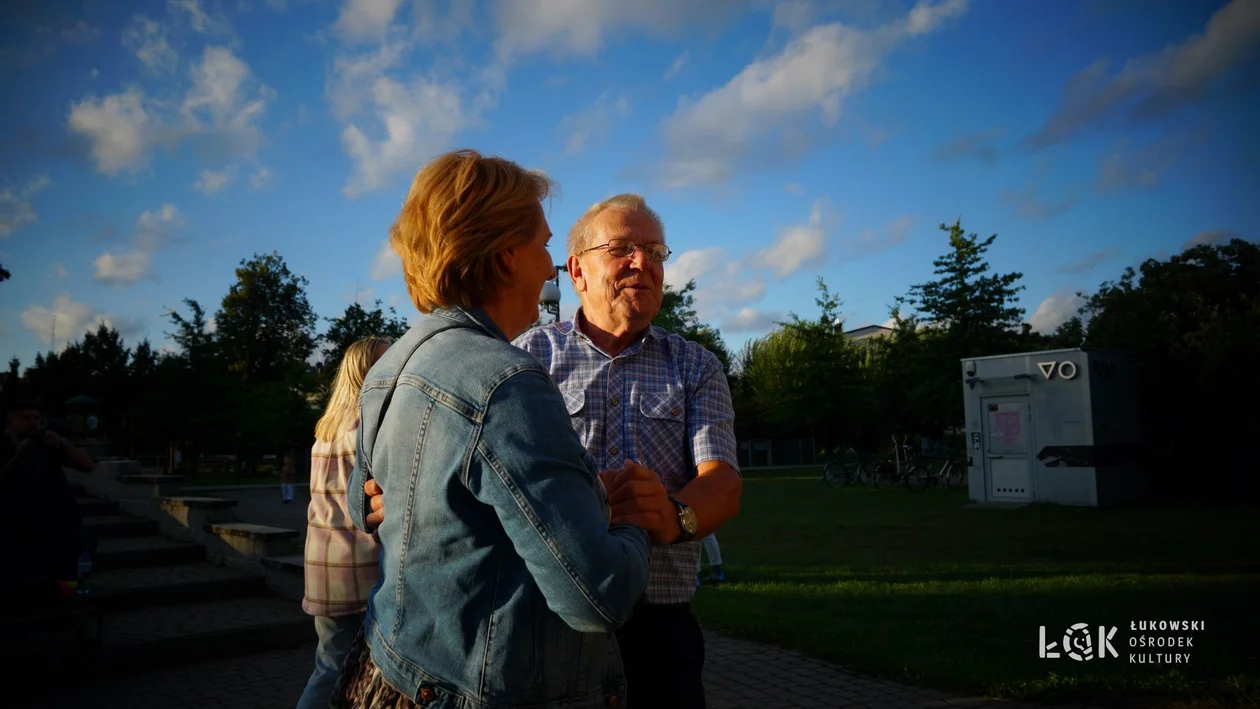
[566,253,583,293]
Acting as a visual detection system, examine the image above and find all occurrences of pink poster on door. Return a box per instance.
[994,411,1021,445]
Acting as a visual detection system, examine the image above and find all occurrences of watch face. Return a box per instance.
[682,507,698,535]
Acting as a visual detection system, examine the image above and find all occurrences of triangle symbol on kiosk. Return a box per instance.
[1037,361,1056,379]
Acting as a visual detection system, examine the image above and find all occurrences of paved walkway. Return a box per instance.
[42,485,1097,709]
[43,631,1088,708]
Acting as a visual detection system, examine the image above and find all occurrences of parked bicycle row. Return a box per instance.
[821,435,967,490]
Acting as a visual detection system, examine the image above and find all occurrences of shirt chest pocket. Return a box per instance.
[636,390,687,481]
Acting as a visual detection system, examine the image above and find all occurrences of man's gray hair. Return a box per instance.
[566,193,666,255]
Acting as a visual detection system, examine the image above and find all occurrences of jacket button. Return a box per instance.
[607,696,619,708]
[419,687,435,702]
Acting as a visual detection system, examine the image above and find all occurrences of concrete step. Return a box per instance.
[261,554,305,601]
[94,536,205,571]
[92,562,267,611]
[4,595,316,687]
[76,496,119,516]
[83,515,159,539]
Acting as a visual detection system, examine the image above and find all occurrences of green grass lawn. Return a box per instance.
[693,468,1260,708]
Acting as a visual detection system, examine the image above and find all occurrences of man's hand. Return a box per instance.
[606,460,679,545]
[365,478,385,530]
[43,431,64,449]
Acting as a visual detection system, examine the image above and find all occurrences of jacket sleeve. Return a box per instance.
[467,368,651,633]
[347,419,370,533]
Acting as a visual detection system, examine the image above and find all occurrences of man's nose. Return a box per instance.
[548,263,557,280]
[626,245,648,269]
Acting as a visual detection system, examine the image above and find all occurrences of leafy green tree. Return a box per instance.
[1078,237,1260,499]
[215,251,318,382]
[322,299,409,367]
[736,278,872,453]
[652,279,732,373]
[893,219,1027,431]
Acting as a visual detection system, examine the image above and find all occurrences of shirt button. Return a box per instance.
[609,446,618,456]
[671,408,679,416]
[610,397,619,406]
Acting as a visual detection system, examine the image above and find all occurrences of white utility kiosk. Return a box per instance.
[960,347,1143,507]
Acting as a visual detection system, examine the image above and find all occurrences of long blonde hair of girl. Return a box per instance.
[315,337,391,443]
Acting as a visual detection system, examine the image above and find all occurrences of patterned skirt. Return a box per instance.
[329,629,418,708]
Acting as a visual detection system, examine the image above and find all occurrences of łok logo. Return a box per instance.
[1039,623,1118,661]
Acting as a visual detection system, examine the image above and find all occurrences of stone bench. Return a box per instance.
[261,555,305,601]
[156,497,241,540]
[116,474,184,499]
[203,523,301,562]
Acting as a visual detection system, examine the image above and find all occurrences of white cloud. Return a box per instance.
[655,0,968,188]
[122,16,178,74]
[94,204,186,286]
[492,0,742,61]
[561,93,630,155]
[49,262,68,279]
[1025,0,1260,148]
[67,88,153,176]
[663,50,689,80]
[1183,230,1234,250]
[0,174,53,237]
[250,165,273,189]
[194,166,236,193]
[723,307,785,334]
[370,239,402,281]
[838,214,913,261]
[21,294,146,349]
[783,181,804,193]
[756,199,829,278]
[336,0,406,43]
[665,246,724,289]
[67,46,272,179]
[1028,290,1084,334]
[327,30,487,197]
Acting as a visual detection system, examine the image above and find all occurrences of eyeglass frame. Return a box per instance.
[576,238,672,263]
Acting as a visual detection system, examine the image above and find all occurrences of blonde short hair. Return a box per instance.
[566,193,666,255]
[390,149,556,313]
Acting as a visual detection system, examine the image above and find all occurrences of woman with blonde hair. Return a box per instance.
[332,149,653,709]
[296,336,392,709]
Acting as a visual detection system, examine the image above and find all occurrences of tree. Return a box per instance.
[893,219,1027,431]
[214,252,318,382]
[652,280,732,373]
[0,263,9,283]
[1077,238,1260,500]
[736,278,873,452]
[897,219,1026,348]
[322,299,409,367]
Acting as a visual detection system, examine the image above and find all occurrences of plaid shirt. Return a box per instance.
[514,311,739,604]
[302,424,382,617]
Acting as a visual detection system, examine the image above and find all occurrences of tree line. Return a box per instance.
[6,222,1258,500]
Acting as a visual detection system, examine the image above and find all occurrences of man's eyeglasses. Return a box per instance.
[578,239,672,263]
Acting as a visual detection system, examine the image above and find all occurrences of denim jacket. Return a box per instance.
[348,307,652,709]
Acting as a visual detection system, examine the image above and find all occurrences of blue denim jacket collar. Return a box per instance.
[431,305,510,344]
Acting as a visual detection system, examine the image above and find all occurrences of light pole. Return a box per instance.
[538,264,568,324]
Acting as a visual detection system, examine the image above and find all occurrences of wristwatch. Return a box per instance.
[669,496,697,543]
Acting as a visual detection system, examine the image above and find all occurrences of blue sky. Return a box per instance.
[1,0,1257,368]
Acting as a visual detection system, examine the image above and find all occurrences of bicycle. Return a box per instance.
[873,435,915,488]
[907,446,967,490]
[822,447,872,488]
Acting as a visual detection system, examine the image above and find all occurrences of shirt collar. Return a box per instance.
[567,306,667,353]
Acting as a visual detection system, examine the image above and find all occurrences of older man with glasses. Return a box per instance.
[366,193,742,707]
